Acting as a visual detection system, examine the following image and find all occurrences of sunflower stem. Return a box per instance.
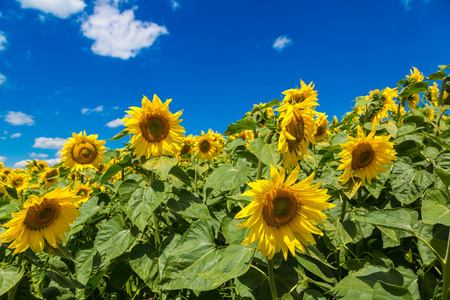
[148,171,161,249]
[339,193,348,223]
[8,253,24,300]
[267,258,278,300]
[434,76,449,136]
[194,157,199,193]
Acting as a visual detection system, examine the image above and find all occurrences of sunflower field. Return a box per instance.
[1,65,450,300]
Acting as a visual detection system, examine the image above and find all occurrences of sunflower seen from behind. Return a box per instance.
[337,125,396,185]
[235,165,334,260]
[0,186,81,254]
[123,94,185,159]
[61,131,108,172]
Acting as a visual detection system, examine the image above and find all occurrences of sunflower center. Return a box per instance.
[262,190,298,227]
[76,189,88,197]
[14,179,23,187]
[23,199,60,230]
[180,144,191,156]
[141,115,170,143]
[351,142,375,169]
[45,169,58,180]
[290,93,305,104]
[286,115,305,152]
[316,124,326,137]
[72,142,98,165]
[200,140,211,153]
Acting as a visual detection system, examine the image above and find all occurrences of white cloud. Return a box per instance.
[4,111,35,126]
[45,158,61,166]
[81,105,104,114]
[169,0,180,10]
[0,31,7,51]
[106,114,131,128]
[81,0,168,59]
[0,73,6,85]
[113,106,119,109]
[10,133,22,139]
[16,0,86,19]
[32,137,65,149]
[13,160,28,168]
[0,156,6,162]
[273,35,293,52]
[30,152,48,158]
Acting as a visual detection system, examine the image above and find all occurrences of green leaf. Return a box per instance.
[205,162,250,191]
[434,163,450,189]
[331,265,404,299]
[221,216,248,244]
[329,219,356,249]
[372,281,413,300]
[47,258,85,289]
[211,244,255,286]
[422,133,450,151]
[0,264,25,296]
[422,188,450,226]
[354,96,371,108]
[295,252,337,283]
[118,179,141,215]
[400,82,429,97]
[127,182,165,231]
[93,216,137,270]
[160,220,222,291]
[129,243,159,290]
[69,196,100,235]
[0,203,18,220]
[427,71,447,81]
[4,185,18,200]
[74,243,99,286]
[352,209,418,233]
[438,65,450,71]
[390,159,433,204]
[223,119,257,136]
[109,128,129,140]
[331,132,349,146]
[168,189,213,220]
[303,290,326,300]
[143,156,179,180]
[365,171,389,199]
[249,138,280,168]
[169,166,191,185]
[416,224,437,267]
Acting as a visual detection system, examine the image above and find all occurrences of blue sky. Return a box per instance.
[0,0,449,168]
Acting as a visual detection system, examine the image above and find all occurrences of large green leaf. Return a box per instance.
[168,189,213,220]
[352,209,419,233]
[434,163,450,189]
[205,161,250,191]
[127,182,165,231]
[69,196,101,235]
[372,281,413,300]
[47,258,85,289]
[249,138,280,168]
[117,179,141,215]
[143,156,179,180]
[221,216,248,244]
[223,119,257,136]
[129,243,159,290]
[212,244,255,286]
[0,264,25,296]
[422,188,450,226]
[295,252,337,283]
[390,159,433,204]
[160,220,222,291]
[74,243,99,285]
[423,133,450,151]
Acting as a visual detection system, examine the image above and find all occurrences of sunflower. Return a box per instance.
[364,88,398,124]
[123,94,185,159]
[6,172,31,193]
[235,165,334,260]
[279,80,318,106]
[0,186,81,254]
[178,134,195,161]
[429,82,439,105]
[277,105,315,169]
[313,113,330,142]
[407,94,420,108]
[60,131,108,171]
[229,130,255,148]
[337,125,396,185]
[406,67,424,83]
[40,168,59,189]
[194,129,222,161]
[72,183,93,205]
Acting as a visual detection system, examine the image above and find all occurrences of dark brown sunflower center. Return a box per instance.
[316,124,326,137]
[72,142,98,164]
[23,198,60,230]
[351,142,375,169]
[76,189,88,197]
[286,115,305,152]
[180,144,191,156]
[14,179,23,187]
[200,140,210,153]
[262,191,298,227]
[290,93,305,104]
[140,115,170,143]
[45,169,58,180]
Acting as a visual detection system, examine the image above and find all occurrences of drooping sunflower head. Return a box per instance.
[72,183,93,205]
[406,67,424,83]
[0,186,81,254]
[123,95,185,159]
[40,168,59,189]
[281,80,318,106]
[313,113,330,142]
[60,131,108,172]
[235,165,334,260]
[337,125,397,185]
[6,172,31,193]
[277,105,315,169]
[194,129,222,161]
[407,94,420,108]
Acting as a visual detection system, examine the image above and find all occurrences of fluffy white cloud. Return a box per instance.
[10,133,22,139]
[0,73,5,85]
[30,152,48,158]
[106,114,131,128]
[16,0,86,19]
[81,105,104,114]
[45,158,61,166]
[13,160,28,168]
[4,111,35,126]
[0,31,7,51]
[0,156,6,162]
[32,137,65,149]
[81,0,168,59]
[169,0,180,10]
[273,35,293,52]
